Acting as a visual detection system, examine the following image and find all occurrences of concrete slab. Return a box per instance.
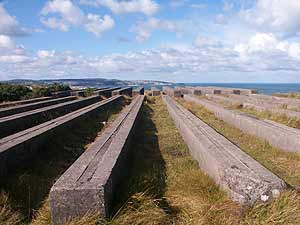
[163,95,286,205]
[184,94,300,153]
[0,97,53,108]
[0,95,102,138]
[0,95,123,176]
[0,96,77,118]
[49,95,144,225]
[133,86,144,96]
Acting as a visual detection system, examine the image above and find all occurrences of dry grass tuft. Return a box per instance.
[0,192,22,225]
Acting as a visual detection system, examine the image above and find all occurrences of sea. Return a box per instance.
[149,83,300,95]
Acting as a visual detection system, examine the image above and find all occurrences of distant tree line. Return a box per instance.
[0,83,71,102]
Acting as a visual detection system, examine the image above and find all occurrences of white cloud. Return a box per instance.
[131,17,183,42]
[41,0,115,36]
[215,14,227,25]
[0,4,28,36]
[37,50,56,58]
[85,14,115,37]
[80,0,159,16]
[240,0,300,36]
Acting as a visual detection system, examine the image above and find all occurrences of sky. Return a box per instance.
[1,0,300,83]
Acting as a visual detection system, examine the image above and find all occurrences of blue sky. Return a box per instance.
[1,0,300,82]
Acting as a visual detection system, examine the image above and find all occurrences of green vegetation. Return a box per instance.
[84,87,96,97]
[0,99,126,225]
[237,106,300,129]
[273,92,300,99]
[0,83,31,102]
[0,83,71,102]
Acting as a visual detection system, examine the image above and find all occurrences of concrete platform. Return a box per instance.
[184,94,300,153]
[49,95,144,225]
[0,96,76,118]
[112,87,132,97]
[163,95,286,205]
[0,95,102,138]
[93,87,121,98]
[0,96,53,108]
[133,86,144,96]
[0,95,123,176]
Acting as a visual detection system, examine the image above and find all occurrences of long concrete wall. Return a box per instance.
[0,95,123,176]
[0,96,77,118]
[163,95,286,205]
[0,96,53,108]
[0,95,102,138]
[133,86,144,96]
[184,94,300,153]
[206,94,243,107]
[112,87,133,96]
[251,94,300,110]
[49,95,144,225]
[93,87,121,98]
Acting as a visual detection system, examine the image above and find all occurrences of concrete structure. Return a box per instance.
[243,102,300,119]
[0,96,53,108]
[250,94,300,110]
[0,95,102,138]
[162,86,181,97]
[51,90,72,98]
[193,87,222,95]
[206,94,243,107]
[93,87,121,98]
[184,94,300,153]
[133,86,144,96]
[163,95,286,205]
[0,96,77,118]
[49,95,144,225]
[112,87,133,97]
[151,87,161,96]
[0,95,122,176]
[71,90,86,97]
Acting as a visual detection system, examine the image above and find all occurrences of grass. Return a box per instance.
[0,99,126,225]
[108,96,242,225]
[273,92,300,99]
[238,107,300,129]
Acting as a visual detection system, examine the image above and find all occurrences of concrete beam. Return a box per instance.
[133,86,144,96]
[112,87,133,97]
[163,95,286,205]
[0,95,102,138]
[0,95,122,176]
[151,87,161,96]
[0,96,53,109]
[93,87,121,98]
[184,94,300,153]
[49,95,144,225]
[0,96,77,118]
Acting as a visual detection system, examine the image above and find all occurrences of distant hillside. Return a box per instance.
[5,78,173,88]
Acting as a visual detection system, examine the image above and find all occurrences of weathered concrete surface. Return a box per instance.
[0,96,53,108]
[163,95,286,205]
[0,95,102,138]
[206,94,243,107]
[184,94,300,153]
[51,90,72,98]
[112,87,133,97]
[49,95,144,225]
[162,86,181,97]
[151,87,161,96]
[93,87,121,98]
[133,86,144,96]
[0,95,122,176]
[71,90,86,97]
[0,96,77,118]
[243,102,300,119]
[250,94,300,110]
